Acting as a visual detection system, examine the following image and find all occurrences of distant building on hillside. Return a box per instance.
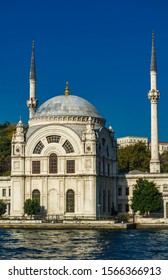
[117,136,148,148]
[117,136,168,155]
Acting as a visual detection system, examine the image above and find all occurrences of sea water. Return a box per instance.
[0,229,168,260]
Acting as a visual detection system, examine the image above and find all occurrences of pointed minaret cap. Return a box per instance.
[150,31,157,72]
[109,124,114,132]
[65,81,70,96]
[18,115,23,125]
[29,40,36,80]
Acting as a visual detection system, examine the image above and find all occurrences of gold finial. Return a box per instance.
[65,81,70,96]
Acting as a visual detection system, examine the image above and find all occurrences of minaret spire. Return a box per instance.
[27,41,38,119]
[150,31,157,72]
[148,32,160,173]
[29,41,36,80]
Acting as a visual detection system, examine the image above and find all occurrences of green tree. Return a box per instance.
[0,123,16,175]
[118,142,151,173]
[160,151,168,173]
[0,200,6,217]
[131,178,163,215]
[24,199,41,217]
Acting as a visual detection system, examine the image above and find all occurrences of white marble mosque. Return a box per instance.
[1,33,168,219]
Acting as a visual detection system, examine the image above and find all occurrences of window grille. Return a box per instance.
[66,189,75,212]
[62,140,74,154]
[32,161,40,174]
[66,160,75,173]
[46,135,61,143]
[33,141,44,154]
[49,153,57,173]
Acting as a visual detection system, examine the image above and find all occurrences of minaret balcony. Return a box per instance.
[148,89,160,102]
[27,98,38,108]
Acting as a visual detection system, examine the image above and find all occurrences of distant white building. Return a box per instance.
[117,136,148,148]
[117,136,168,155]
[149,141,168,154]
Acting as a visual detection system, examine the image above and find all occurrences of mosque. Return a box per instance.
[1,33,168,220]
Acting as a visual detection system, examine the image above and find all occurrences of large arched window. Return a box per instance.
[49,153,57,173]
[62,140,74,154]
[32,189,40,203]
[33,141,44,154]
[66,189,75,212]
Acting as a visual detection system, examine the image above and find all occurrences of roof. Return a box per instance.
[34,94,102,119]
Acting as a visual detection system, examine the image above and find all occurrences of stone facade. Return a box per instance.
[9,116,118,218]
[9,78,118,218]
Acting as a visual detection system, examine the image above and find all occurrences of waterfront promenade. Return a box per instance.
[0,219,168,230]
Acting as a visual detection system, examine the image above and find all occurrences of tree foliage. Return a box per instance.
[118,142,151,173]
[24,199,41,216]
[0,200,7,217]
[131,178,163,214]
[160,151,168,173]
[0,122,16,175]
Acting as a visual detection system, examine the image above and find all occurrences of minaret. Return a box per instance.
[27,41,38,119]
[148,32,160,173]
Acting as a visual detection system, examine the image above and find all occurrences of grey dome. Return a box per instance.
[34,95,102,118]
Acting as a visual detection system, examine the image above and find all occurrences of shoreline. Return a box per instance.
[0,221,168,230]
[0,221,132,230]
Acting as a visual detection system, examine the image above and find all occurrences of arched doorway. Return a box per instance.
[32,189,40,203]
[66,189,75,212]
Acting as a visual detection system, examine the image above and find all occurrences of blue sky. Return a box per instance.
[0,0,168,140]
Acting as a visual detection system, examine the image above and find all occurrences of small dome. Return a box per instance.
[34,95,102,119]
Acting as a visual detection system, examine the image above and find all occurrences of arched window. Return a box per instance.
[62,140,74,154]
[46,135,61,143]
[33,141,44,154]
[32,189,40,203]
[66,189,75,212]
[49,153,57,173]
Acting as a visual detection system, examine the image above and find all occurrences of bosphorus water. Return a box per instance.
[1,229,168,260]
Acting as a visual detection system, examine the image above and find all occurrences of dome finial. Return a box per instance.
[65,81,70,96]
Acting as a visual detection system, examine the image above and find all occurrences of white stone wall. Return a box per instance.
[9,118,117,218]
[0,177,11,215]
